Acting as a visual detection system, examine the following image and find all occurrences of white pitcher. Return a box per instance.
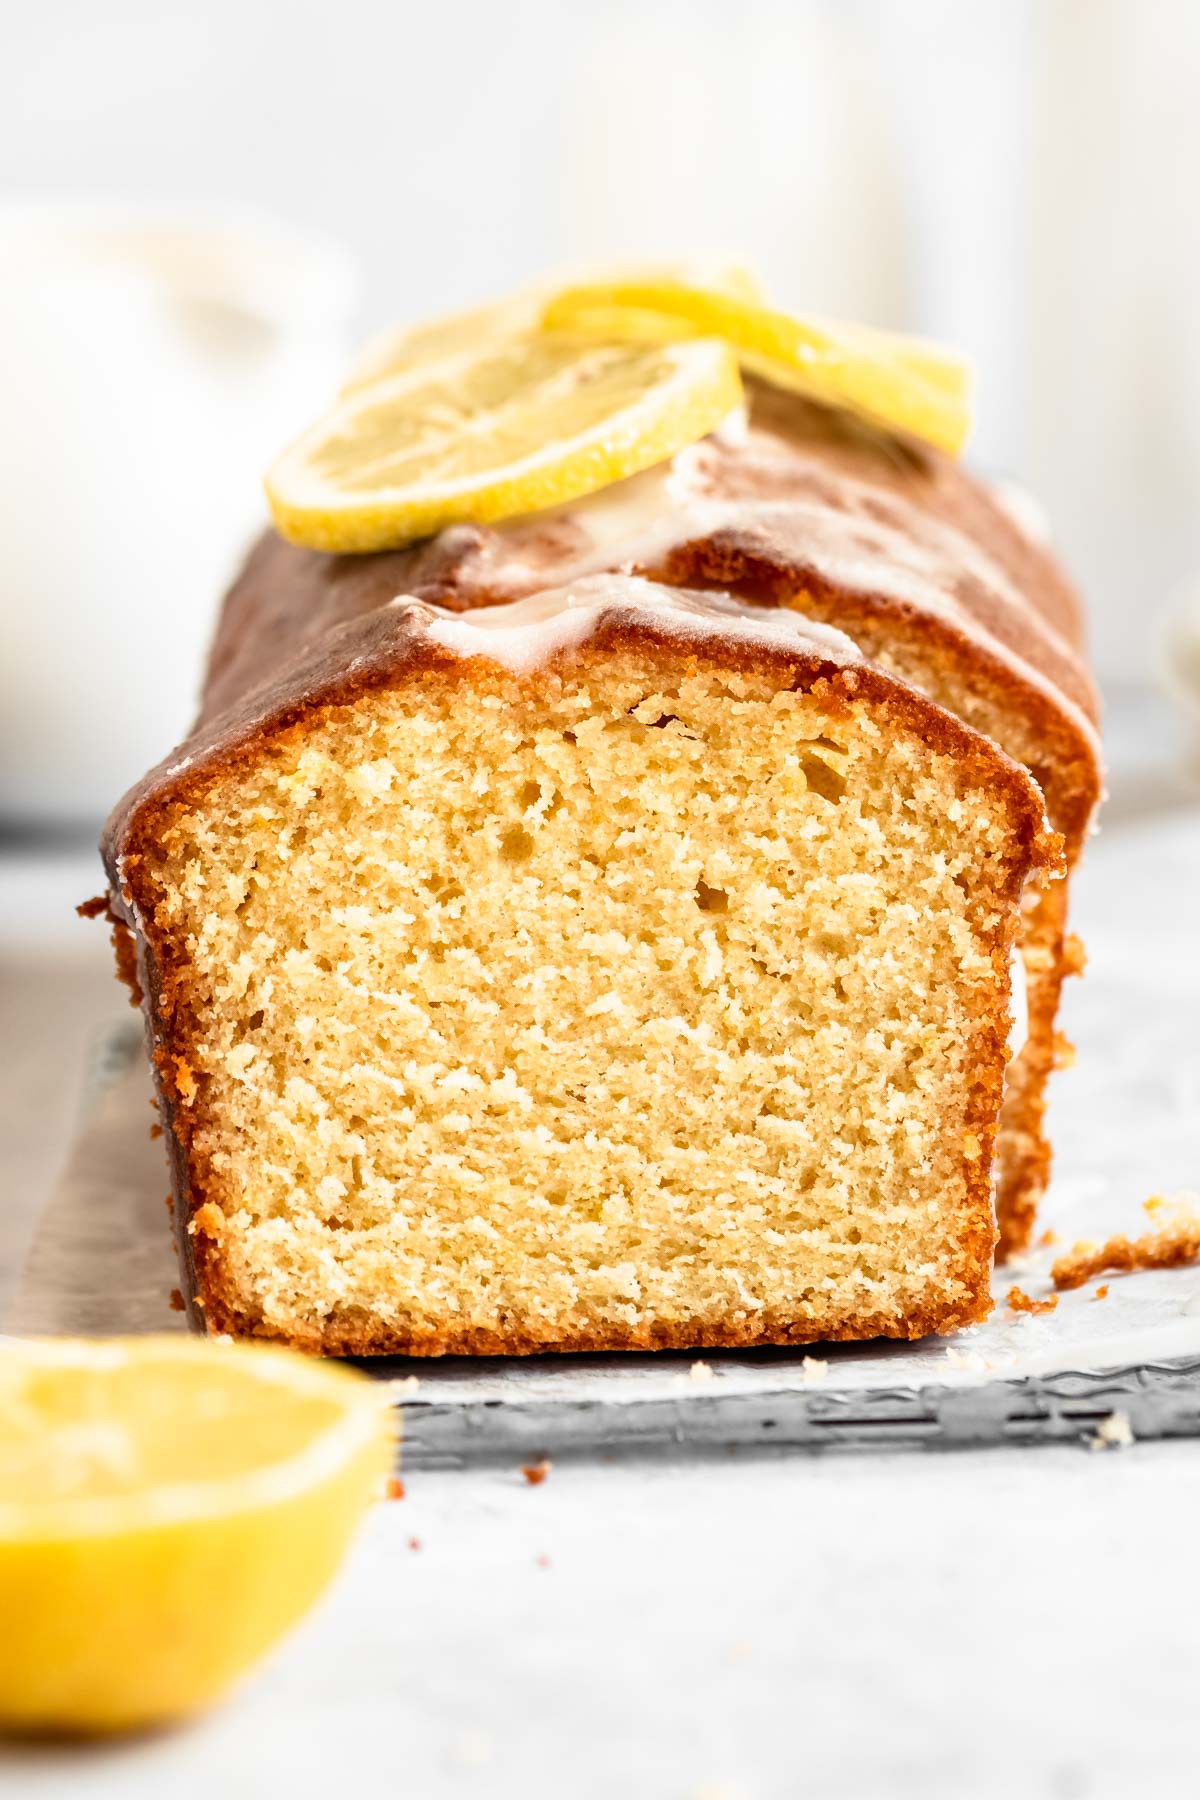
[0,202,358,827]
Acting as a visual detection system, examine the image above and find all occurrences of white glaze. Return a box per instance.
[400,573,861,674]
[506,452,726,583]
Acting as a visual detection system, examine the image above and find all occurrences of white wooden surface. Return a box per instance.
[2,695,1199,1798]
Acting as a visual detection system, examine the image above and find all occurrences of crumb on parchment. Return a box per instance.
[1006,1284,1059,1316]
[521,1460,551,1486]
[1087,1411,1134,1452]
[385,1374,421,1399]
[944,1346,1018,1375]
[1052,1193,1200,1291]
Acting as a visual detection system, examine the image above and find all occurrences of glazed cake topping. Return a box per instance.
[408,573,862,674]
[425,421,1100,759]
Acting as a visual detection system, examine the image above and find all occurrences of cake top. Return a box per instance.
[105,265,1100,867]
[202,384,1097,772]
[391,392,1095,722]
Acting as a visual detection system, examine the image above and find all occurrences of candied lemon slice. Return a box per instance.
[0,1336,393,1734]
[342,259,762,395]
[266,333,743,553]
[541,278,973,456]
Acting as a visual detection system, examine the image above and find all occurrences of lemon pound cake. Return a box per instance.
[96,268,1100,1352]
[102,573,1058,1353]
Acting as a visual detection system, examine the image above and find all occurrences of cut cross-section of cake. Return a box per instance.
[103,574,1059,1354]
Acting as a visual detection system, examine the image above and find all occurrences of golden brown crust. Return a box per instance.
[189,1284,995,1357]
[993,883,1080,1259]
[77,894,143,1009]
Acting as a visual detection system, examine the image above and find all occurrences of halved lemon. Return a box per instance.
[0,1336,393,1734]
[541,278,973,456]
[266,333,743,553]
[342,259,763,395]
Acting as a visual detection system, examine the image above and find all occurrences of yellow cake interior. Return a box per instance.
[143,648,1029,1351]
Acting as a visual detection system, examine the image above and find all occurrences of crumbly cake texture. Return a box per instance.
[199,386,1100,1257]
[104,576,1057,1355]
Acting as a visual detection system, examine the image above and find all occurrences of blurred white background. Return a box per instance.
[3,0,1200,821]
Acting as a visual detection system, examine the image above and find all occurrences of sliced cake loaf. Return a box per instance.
[96,275,1100,1351]
[210,384,1100,1254]
[102,574,1058,1353]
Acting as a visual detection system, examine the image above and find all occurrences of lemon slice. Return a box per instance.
[0,1336,393,1734]
[342,259,763,395]
[541,278,973,456]
[266,333,743,553]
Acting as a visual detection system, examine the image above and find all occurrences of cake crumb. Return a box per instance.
[521,1460,551,1486]
[1038,1228,1059,1248]
[689,1360,715,1382]
[1052,1194,1200,1290]
[1006,1284,1059,1316]
[149,1123,163,1141]
[407,1536,421,1551]
[172,1056,197,1103]
[189,1202,224,1242]
[801,1357,829,1384]
[385,1477,405,1501]
[1087,1411,1134,1452]
[1093,1284,1109,1301]
[168,1287,185,1313]
[945,1347,988,1373]
[1063,932,1087,976]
